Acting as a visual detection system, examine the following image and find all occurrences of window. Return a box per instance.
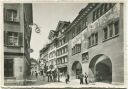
[103,27,108,40]
[60,49,62,55]
[88,37,91,47]
[100,5,104,16]
[93,3,115,21]
[95,32,98,44]
[65,56,68,63]
[62,48,64,54]
[72,29,76,38]
[78,44,81,53]
[92,34,94,45]
[72,44,81,55]
[76,24,81,34]
[82,52,89,61]
[72,47,74,55]
[104,3,108,12]
[103,20,119,41]
[5,9,18,22]
[61,57,64,64]
[4,59,13,77]
[4,31,23,47]
[114,21,119,35]
[8,32,18,46]
[83,19,87,29]
[60,58,62,64]
[109,23,113,37]
[65,47,67,53]
[63,38,66,44]
[97,9,100,19]
[88,32,98,48]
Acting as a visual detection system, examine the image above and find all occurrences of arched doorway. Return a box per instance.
[89,54,112,83]
[72,61,82,79]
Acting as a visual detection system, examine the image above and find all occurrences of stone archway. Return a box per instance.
[72,61,82,79]
[89,54,112,83]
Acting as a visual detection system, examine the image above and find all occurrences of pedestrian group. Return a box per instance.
[34,70,89,85]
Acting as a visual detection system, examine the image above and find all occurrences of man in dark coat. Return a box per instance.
[65,74,70,84]
[35,71,38,79]
[79,74,84,84]
[84,72,88,84]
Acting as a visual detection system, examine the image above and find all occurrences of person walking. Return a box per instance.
[53,71,57,82]
[79,73,84,84]
[48,73,50,82]
[54,71,57,82]
[84,72,88,84]
[50,71,53,82]
[57,72,60,82]
[65,74,70,84]
[35,71,38,79]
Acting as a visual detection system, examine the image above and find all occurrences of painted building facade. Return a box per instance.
[66,3,123,84]
[4,3,33,85]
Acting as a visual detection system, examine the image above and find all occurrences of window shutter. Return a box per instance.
[4,8,7,21]
[4,31,8,46]
[18,33,23,47]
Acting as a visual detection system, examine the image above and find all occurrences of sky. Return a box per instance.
[30,3,87,59]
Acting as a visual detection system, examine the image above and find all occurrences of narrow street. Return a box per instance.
[27,75,124,88]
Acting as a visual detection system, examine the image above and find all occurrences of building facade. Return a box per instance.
[4,3,33,85]
[39,44,50,74]
[47,30,57,71]
[66,3,123,84]
[39,3,123,84]
[55,21,70,77]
